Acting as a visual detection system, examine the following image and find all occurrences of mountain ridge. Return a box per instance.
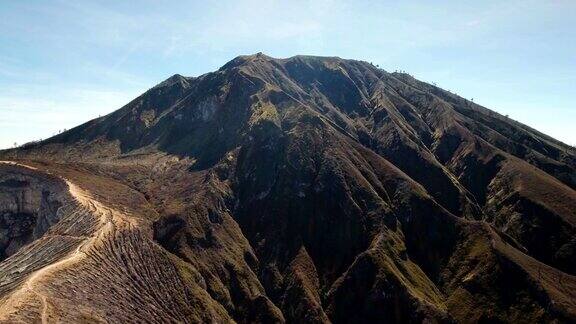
[0,53,575,323]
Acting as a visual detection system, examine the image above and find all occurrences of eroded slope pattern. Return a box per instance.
[1,54,575,323]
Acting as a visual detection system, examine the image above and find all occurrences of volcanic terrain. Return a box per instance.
[0,54,575,323]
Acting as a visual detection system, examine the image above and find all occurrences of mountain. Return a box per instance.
[0,53,575,323]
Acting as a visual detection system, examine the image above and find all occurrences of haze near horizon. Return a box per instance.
[1,0,574,148]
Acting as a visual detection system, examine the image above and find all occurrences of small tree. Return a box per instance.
[13,142,17,148]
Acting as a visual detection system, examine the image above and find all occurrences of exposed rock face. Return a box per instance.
[0,165,67,260]
[0,54,575,323]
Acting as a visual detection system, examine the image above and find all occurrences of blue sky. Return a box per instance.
[1,0,575,149]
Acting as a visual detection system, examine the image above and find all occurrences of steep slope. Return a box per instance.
[0,162,235,323]
[1,53,575,323]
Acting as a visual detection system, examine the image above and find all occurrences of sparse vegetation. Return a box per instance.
[0,54,574,323]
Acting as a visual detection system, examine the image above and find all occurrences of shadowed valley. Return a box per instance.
[1,54,575,323]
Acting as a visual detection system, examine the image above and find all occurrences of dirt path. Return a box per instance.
[0,161,132,321]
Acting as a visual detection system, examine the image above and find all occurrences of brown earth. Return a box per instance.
[0,54,575,323]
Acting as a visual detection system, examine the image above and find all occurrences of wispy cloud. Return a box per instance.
[0,0,574,147]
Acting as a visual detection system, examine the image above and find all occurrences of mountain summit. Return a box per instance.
[1,54,575,323]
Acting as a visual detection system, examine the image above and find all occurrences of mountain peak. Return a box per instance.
[1,53,575,323]
[219,53,361,72]
[219,52,272,70]
[154,73,192,89]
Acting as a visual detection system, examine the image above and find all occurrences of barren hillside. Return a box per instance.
[1,54,575,323]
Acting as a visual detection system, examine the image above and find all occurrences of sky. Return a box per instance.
[0,0,575,149]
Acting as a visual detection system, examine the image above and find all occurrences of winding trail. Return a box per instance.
[0,161,132,322]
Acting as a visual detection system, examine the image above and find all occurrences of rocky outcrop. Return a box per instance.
[0,54,574,323]
[0,164,69,260]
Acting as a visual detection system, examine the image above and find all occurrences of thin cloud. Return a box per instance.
[0,0,574,147]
